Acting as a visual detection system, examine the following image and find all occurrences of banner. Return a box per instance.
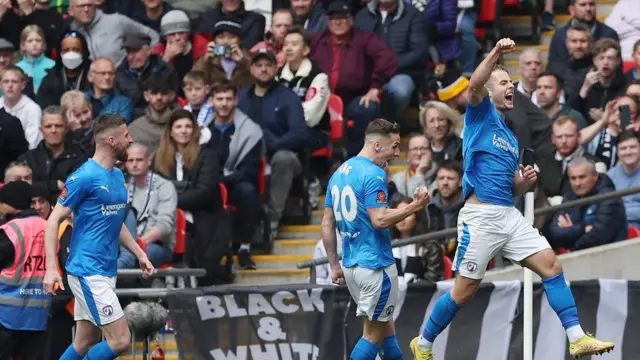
[168,280,640,360]
[167,284,338,360]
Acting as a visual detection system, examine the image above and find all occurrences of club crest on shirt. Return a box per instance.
[376,191,387,203]
[59,187,68,201]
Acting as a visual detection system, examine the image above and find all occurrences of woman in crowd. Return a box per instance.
[390,196,444,284]
[391,133,437,197]
[420,101,463,164]
[153,109,227,286]
[60,90,94,156]
[36,31,91,108]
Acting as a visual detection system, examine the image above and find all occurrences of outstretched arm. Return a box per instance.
[321,208,340,270]
[467,38,516,106]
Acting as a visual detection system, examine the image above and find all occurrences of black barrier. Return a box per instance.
[166,280,640,360]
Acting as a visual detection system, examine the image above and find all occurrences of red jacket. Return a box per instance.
[153,33,210,64]
[309,28,397,105]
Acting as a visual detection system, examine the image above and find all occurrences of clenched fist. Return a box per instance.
[495,38,516,55]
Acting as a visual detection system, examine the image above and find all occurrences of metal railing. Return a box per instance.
[297,186,640,283]
[116,268,206,278]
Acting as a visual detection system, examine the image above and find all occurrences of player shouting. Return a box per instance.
[322,119,431,360]
[43,114,154,360]
[410,38,615,360]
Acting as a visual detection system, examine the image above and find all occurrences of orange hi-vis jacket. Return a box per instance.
[0,214,50,331]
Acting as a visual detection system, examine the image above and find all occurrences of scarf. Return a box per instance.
[222,110,264,175]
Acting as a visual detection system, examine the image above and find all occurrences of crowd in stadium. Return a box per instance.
[0,0,639,357]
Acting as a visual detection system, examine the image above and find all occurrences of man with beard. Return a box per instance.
[426,160,464,258]
[607,131,640,228]
[546,24,594,102]
[42,114,153,360]
[548,0,618,64]
[290,0,327,33]
[536,72,587,127]
[128,71,181,153]
[237,49,309,238]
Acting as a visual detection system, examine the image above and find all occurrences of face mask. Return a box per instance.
[61,52,83,70]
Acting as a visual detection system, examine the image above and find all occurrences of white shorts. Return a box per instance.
[343,264,398,322]
[68,274,124,326]
[452,203,551,280]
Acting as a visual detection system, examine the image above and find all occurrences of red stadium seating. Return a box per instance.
[623,61,636,74]
[158,209,187,269]
[442,256,453,280]
[628,225,640,239]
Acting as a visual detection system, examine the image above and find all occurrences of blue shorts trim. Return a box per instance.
[372,270,391,320]
[455,223,471,271]
[79,276,102,326]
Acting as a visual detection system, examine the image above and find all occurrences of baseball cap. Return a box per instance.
[0,38,14,52]
[0,181,32,210]
[251,48,276,64]
[212,19,243,38]
[122,33,152,50]
[326,1,352,15]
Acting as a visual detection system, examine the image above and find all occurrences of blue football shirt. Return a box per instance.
[325,156,395,270]
[462,96,520,206]
[58,159,128,277]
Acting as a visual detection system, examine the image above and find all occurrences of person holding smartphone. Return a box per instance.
[193,18,254,90]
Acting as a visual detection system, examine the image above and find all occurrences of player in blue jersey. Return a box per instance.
[42,114,154,360]
[322,119,430,360]
[410,38,615,360]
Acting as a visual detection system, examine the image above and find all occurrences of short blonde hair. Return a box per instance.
[419,101,462,136]
[20,25,47,50]
[60,90,91,120]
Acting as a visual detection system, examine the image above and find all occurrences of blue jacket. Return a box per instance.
[424,0,462,62]
[86,89,133,124]
[237,84,310,154]
[355,0,428,74]
[303,5,328,34]
[549,174,627,250]
[549,20,619,64]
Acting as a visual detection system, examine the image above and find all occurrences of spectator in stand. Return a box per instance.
[424,0,461,67]
[36,31,92,109]
[0,66,42,148]
[119,143,177,269]
[206,81,263,269]
[153,10,209,87]
[549,156,627,250]
[536,72,587,128]
[17,106,84,200]
[290,0,327,34]
[0,109,28,176]
[31,183,52,219]
[3,0,65,59]
[604,0,640,61]
[129,71,181,153]
[391,196,443,284]
[391,133,436,196]
[129,0,173,33]
[516,48,543,100]
[547,24,593,102]
[607,130,640,228]
[435,65,554,157]
[197,0,266,49]
[627,80,640,99]
[427,159,463,258]
[310,1,397,156]
[3,161,32,184]
[182,71,210,118]
[419,101,462,164]
[67,0,159,66]
[625,40,640,82]
[153,110,224,286]
[571,38,628,125]
[310,230,342,284]
[237,49,310,237]
[60,90,94,156]
[355,0,426,117]
[194,19,254,89]
[251,9,293,69]
[536,116,605,201]
[0,39,35,99]
[86,57,133,123]
[548,0,618,64]
[16,25,54,94]
[278,26,330,151]
[116,33,177,119]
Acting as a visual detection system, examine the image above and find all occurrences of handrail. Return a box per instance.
[117,268,207,278]
[297,186,640,270]
[116,288,171,298]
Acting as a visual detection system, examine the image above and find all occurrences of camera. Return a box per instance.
[214,44,231,56]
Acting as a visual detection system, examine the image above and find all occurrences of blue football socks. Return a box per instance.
[542,272,586,342]
[419,290,460,348]
[381,334,403,360]
[351,337,379,360]
[83,341,118,360]
[60,344,83,360]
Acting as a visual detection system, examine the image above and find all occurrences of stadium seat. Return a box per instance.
[555,247,570,255]
[628,225,640,239]
[623,61,635,73]
[442,256,453,280]
[219,182,230,211]
[311,94,352,158]
[158,209,187,269]
[258,158,267,197]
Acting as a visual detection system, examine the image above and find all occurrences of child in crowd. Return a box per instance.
[16,25,55,94]
[182,71,211,119]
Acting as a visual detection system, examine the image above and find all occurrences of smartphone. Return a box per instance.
[521,148,535,167]
[215,44,230,56]
[620,104,631,129]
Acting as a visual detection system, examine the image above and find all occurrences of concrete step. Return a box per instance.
[506,44,549,61]
[501,13,605,27]
[233,268,310,285]
[222,254,313,269]
[503,59,549,75]
[277,224,321,240]
[273,238,318,255]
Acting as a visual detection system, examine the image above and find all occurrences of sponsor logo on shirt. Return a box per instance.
[492,134,518,155]
[101,203,126,216]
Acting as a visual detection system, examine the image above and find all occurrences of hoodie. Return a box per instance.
[70,9,160,66]
[549,174,627,250]
[128,104,181,154]
[0,95,42,149]
[427,190,464,255]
